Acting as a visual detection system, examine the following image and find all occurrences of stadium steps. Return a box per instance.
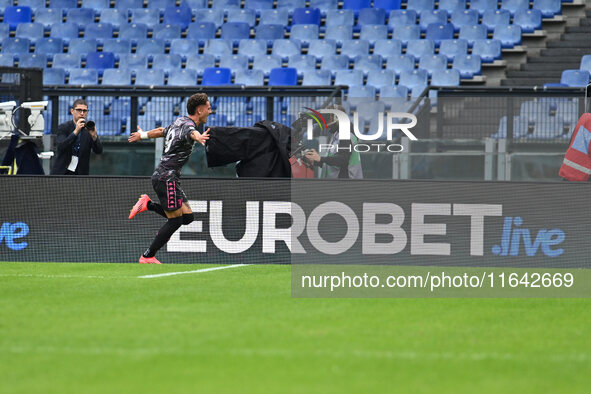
[501,6,591,86]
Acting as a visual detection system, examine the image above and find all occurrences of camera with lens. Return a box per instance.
[83,120,95,131]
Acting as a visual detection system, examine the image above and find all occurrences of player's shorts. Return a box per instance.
[151,176,188,211]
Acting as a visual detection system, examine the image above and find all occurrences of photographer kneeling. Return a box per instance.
[51,98,103,175]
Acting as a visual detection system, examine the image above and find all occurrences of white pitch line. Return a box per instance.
[138,264,252,279]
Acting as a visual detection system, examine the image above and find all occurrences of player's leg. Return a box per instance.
[129,194,167,219]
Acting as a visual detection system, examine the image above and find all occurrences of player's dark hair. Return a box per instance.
[72,99,88,109]
[187,93,209,115]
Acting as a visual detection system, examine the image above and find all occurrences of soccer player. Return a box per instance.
[127,93,211,264]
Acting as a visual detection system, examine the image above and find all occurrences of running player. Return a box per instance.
[127,93,211,264]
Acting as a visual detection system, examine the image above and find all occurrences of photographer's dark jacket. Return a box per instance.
[50,120,103,175]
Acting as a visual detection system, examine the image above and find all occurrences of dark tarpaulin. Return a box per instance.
[205,120,292,178]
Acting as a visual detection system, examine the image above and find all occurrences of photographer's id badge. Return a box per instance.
[67,155,78,172]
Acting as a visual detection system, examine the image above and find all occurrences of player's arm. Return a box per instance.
[128,126,165,143]
[190,128,210,146]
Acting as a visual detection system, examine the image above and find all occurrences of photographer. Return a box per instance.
[50,98,103,175]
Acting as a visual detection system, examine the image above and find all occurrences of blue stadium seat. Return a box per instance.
[469,0,498,16]
[134,68,165,86]
[99,9,128,28]
[385,54,415,76]
[169,39,200,58]
[252,54,282,75]
[580,55,591,73]
[360,25,388,45]
[238,39,268,60]
[438,0,466,12]
[203,39,233,60]
[51,23,80,44]
[373,39,402,58]
[380,84,408,98]
[419,10,449,32]
[450,9,479,32]
[84,23,114,41]
[347,85,376,105]
[202,67,232,86]
[218,54,249,73]
[168,68,197,86]
[227,8,257,27]
[425,23,454,46]
[193,9,225,29]
[406,0,435,12]
[366,69,394,89]
[135,39,166,56]
[452,54,482,78]
[358,8,386,26]
[269,67,298,86]
[131,9,161,25]
[438,39,468,61]
[259,9,289,26]
[68,38,97,54]
[255,24,285,42]
[244,0,274,12]
[561,70,590,87]
[17,0,45,11]
[533,0,561,18]
[52,53,81,68]
[81,0,111,11]
[186,22,217,46]
[15,23,44,42]
[335,69,364,86]
[162,6,192,30]
[399,69,428,95]
[493,25,522,48]
[18,53,47,68]
[481,9,511,33]
[514,9,542,33]
[459,24,488,47]
[493,115,528,139]
[388,10,417,28]
[1,37,30,54]
[4,6,33,29]
[288,54,317,75]
[302,69,332,85]
[221,22,251,44]
[102,68,132,85]
[293,7,321,25]
[392,25,420,46]
[320,54,349,73]
[115,0,144,9]
[272,39,301,60]
[34,38,64,57]
[152,54,183,73]
[373,0,401,12]
[86,51,115,70]
[67,8,95,27]
[210,0,240,8]
[119,23,148,42]
[406,39,434,59]
[500,0,529,16]
[342,0,371,16]
[34,8,63,28]
[0,53,13,66]
[185,54,215,75]
[340,39,370,59]
[102,39,132,54]
[118,53,148,69]
[44,67,66,84]
[325,9,354,27]
[430,68,461,86]
[307,39,336,59]
[309,0,338,13]
[418,54,447,76]
[49,0,78,7]
[69,68,98,85]
[324,25,353,46]
[290,24,319,46]
[276,0,306,10]
[234,69,264,85]
[354,54,383,75]
[180,0,208,8]
[471,39,502,62]
[147,0,171,9]
[0,23,8,38]
[153,24,182,42]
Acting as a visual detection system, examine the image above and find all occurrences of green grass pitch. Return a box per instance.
[0,262,590,393]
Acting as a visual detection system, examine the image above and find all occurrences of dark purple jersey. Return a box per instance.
[153,116,196,180]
